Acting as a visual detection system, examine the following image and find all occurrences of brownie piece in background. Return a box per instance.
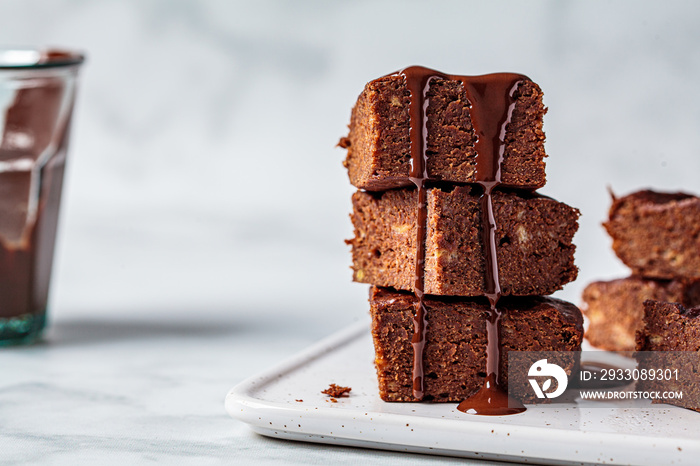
[349,186,579,297]
[582,277,700,351]
[636,300,700,351]
[636,300,700,413]
[370,286,583,402]
[340,73,547,191]
[604,190,700,280]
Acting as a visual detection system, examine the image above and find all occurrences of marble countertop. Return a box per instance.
[1,308,501,465]
[1,0,700,464]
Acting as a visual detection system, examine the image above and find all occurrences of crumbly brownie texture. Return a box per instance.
[582,277,700,351]
[322,384,351,398]
[369,286,583,402]
[348,186,579,297]
[635,300,700,412]
[604,190,700,280]
[340,74,547,191]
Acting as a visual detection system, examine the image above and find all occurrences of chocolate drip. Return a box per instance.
[457,75,526,415]
[398,66,526,412]
[457,74,526,415]
[400,66,435,400]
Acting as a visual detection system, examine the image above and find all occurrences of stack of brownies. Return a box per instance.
[582,190,700,351]
[339,67,583,404]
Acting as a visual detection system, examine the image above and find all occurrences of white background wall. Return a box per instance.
[1,0,699,331]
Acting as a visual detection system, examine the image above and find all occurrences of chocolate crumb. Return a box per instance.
[322,383,352,398]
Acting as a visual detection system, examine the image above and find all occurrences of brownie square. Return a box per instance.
[582,277,700,351]
[604,190,700,280]
[636,300,700,413]
[348,186,579,297]
[340,73,547,191]
[370,286,583,402]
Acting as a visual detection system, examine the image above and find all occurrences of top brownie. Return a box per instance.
[339,72,547,191]
[604,190,700,279]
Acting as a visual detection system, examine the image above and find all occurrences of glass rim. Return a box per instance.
[0,48,85,69]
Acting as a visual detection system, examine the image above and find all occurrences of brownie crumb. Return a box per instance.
[322,383,352,398]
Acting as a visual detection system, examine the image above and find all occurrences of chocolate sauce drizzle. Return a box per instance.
[402,68,432,400]
[398,66,526,414]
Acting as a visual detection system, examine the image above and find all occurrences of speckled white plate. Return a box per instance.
[225,320,699,465]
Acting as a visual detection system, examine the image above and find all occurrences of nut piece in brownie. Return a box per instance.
[370,286,583,403]
[636,300,700,413]
[340,71,547,191]
[604,190,700,280]
[582,277,700,351]
[348,186,579,297]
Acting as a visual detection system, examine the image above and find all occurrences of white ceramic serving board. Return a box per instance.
[226,320,699,465]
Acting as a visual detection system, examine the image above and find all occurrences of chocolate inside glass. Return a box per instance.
[0,49,84,345]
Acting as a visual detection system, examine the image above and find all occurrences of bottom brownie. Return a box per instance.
[582,277,700,351]
[369,286,583,402]
[636,300,700,413]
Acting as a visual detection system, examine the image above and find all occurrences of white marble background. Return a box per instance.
[0,1,699,464]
